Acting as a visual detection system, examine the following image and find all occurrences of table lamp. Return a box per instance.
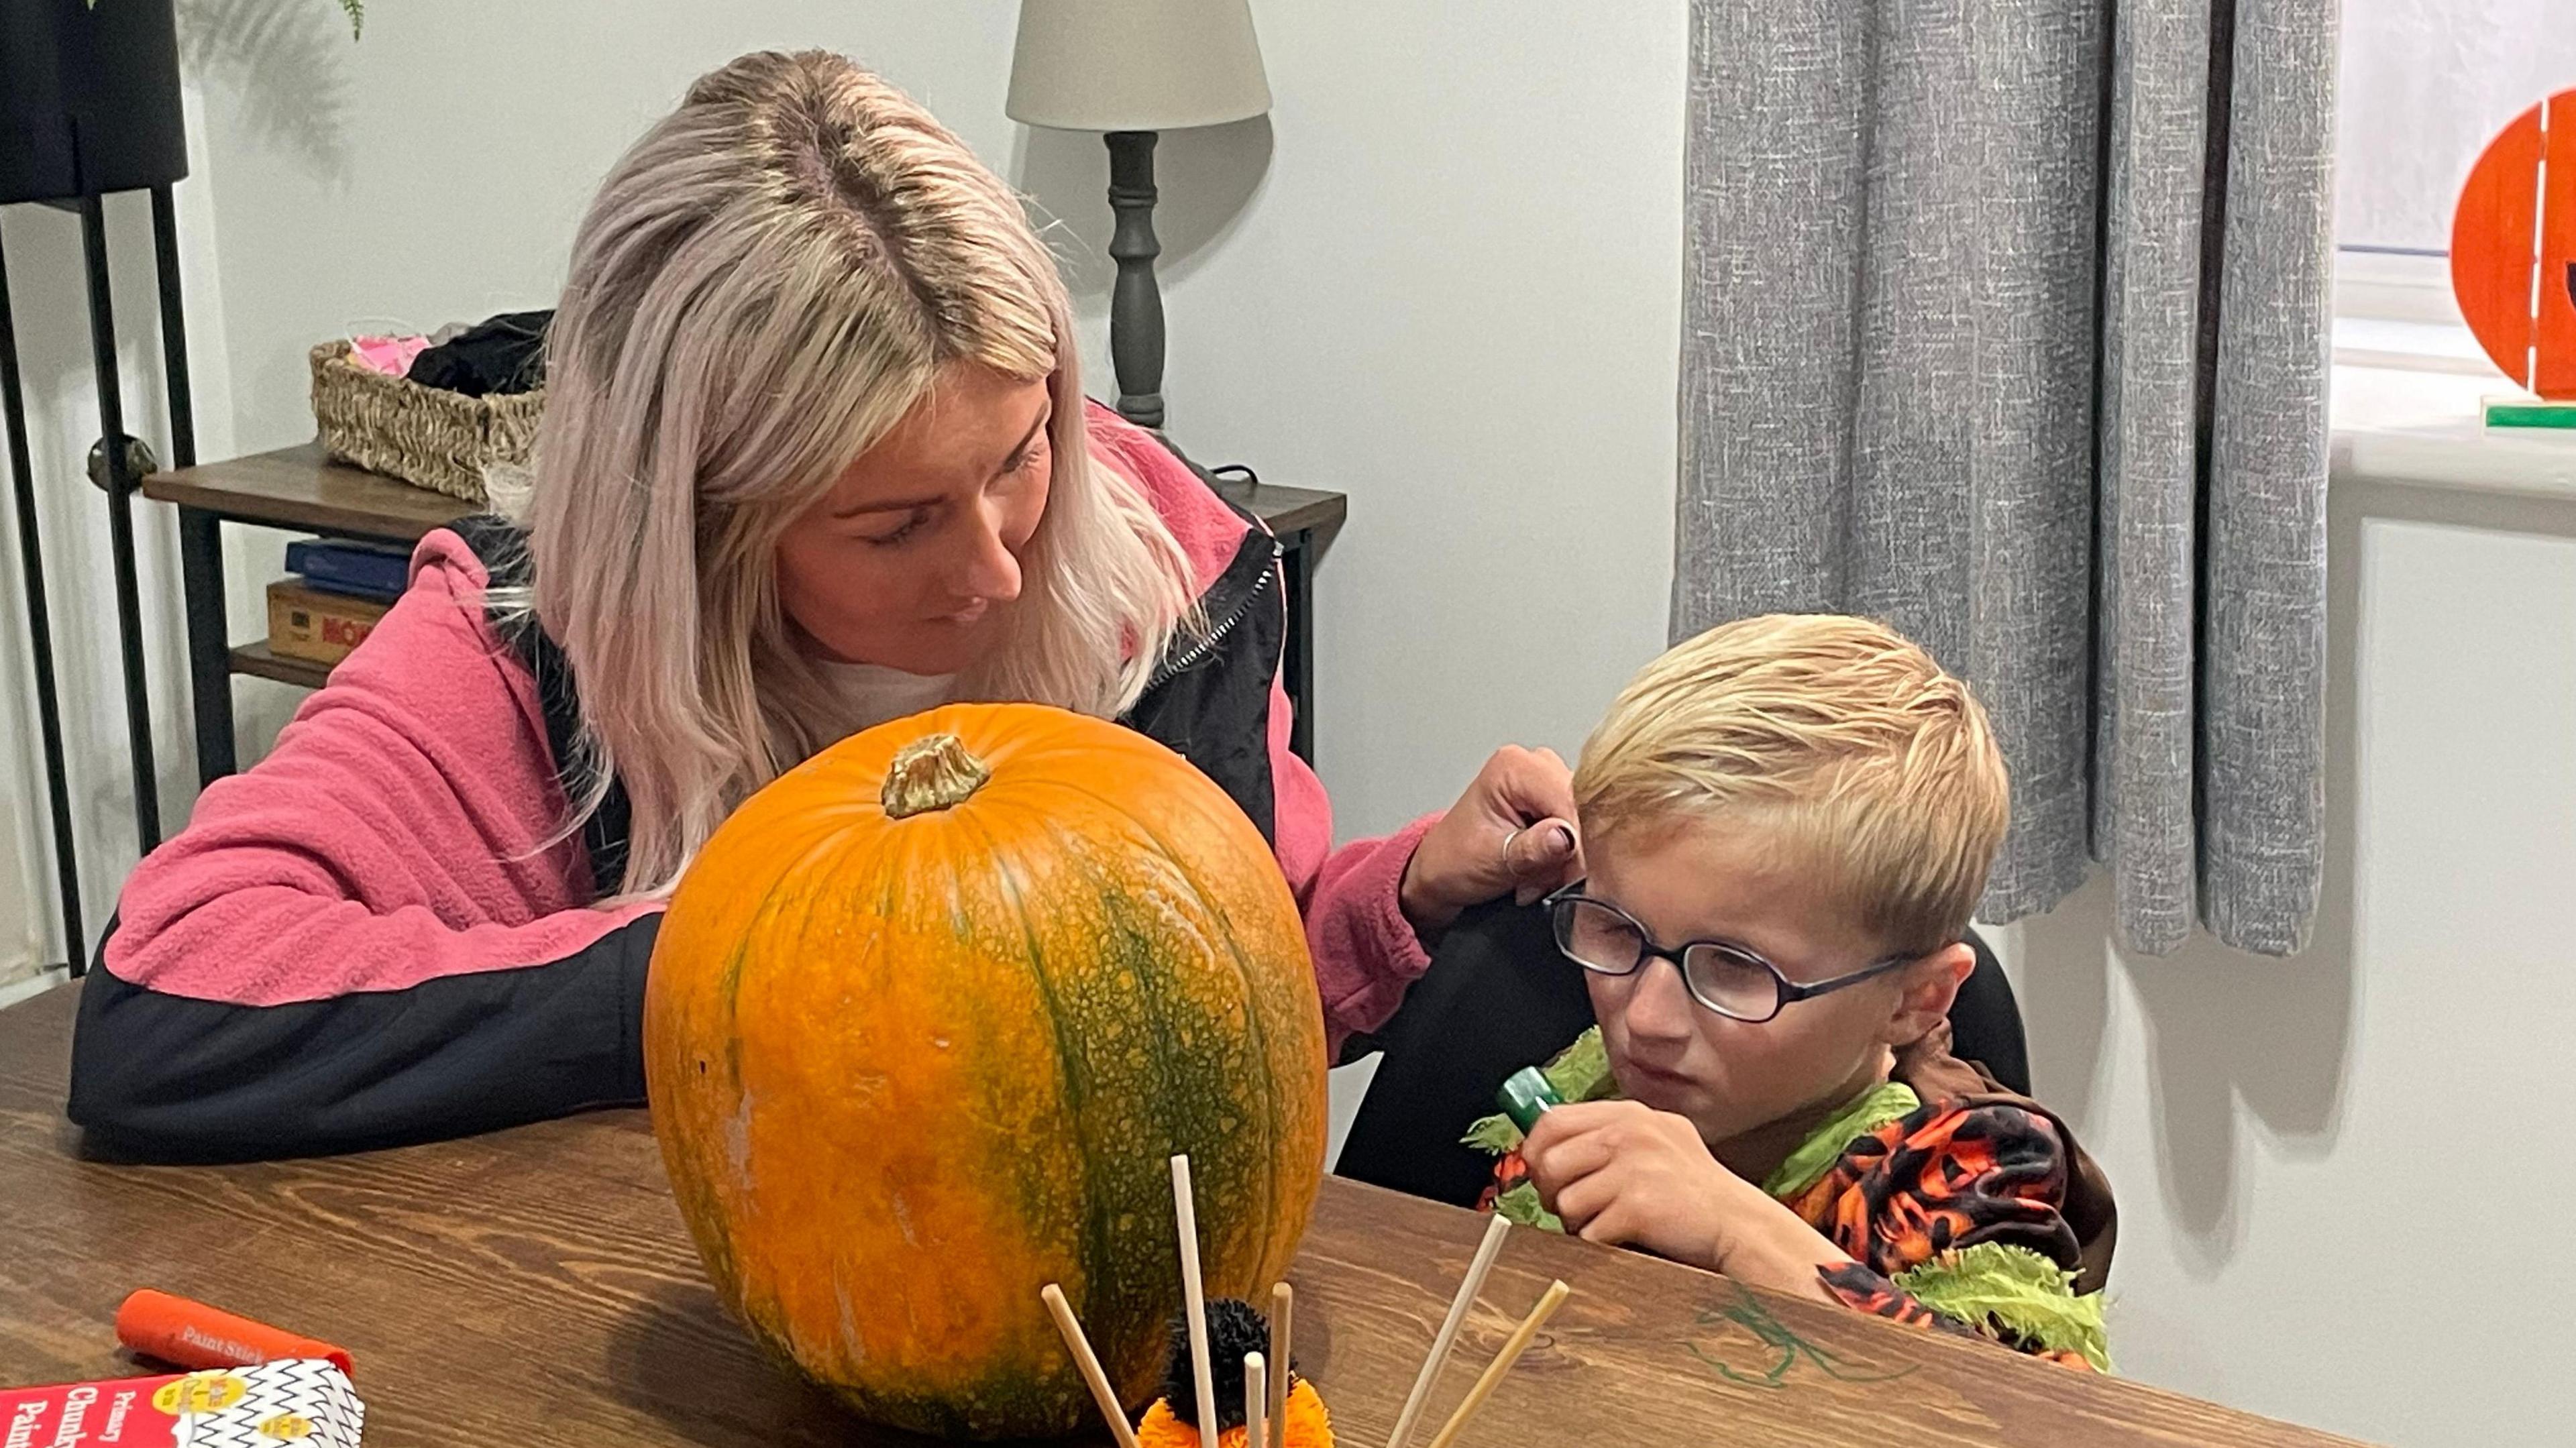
[1007,0,1272,431]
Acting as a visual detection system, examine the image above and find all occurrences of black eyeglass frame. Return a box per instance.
[1542,882,1927,1023]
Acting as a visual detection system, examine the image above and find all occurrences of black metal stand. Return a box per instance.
[1104,129,1167,431]
[75,193,164,856]
[177,504,228,786]
[0,181,197,972]
[152,186,199,476]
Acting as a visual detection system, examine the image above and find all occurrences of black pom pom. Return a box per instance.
[1161,1298,1292,1429]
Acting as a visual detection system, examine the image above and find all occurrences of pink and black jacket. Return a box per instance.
[68,408,1434,1159]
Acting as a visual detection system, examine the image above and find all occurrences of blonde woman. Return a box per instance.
[66,52,1578,1158]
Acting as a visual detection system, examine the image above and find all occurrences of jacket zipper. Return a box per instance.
[1147,539,1282,691]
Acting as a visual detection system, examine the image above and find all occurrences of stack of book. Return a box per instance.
[266,539,409,669]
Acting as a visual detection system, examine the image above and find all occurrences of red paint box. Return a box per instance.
[0,1359,363,1447]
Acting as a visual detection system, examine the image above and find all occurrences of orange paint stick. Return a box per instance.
[113,1288,355,1378]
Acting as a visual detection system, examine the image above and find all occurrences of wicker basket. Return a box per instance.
[309,340,543,505]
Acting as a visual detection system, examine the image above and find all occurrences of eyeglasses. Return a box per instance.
[1544,883,1920,1023]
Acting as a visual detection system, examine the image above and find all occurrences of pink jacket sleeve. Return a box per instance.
[67,534,661,1158]
[103,536,653,1002]
[1263,677,1438,1054]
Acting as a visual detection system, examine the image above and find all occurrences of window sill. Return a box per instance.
[2331,317,2491,376]
[2331,354,2576,500]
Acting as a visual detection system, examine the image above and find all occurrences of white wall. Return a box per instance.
[0,798,38,981]
[1026,8,1687,834]
[9,5,2573,1445]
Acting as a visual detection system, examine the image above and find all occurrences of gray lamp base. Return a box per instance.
[1105,129,1165,431]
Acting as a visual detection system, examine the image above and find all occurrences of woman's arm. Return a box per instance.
[67,541,656,1160]
[1265,679,1581,1052]
[1262,677,1436,1050]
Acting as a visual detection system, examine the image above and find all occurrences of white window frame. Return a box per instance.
[2330,245,2494,377]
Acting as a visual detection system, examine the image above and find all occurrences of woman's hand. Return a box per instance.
[1523,1101,1854,1297]
[1398,746,1582,933]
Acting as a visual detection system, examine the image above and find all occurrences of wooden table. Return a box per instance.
[0,989,2359,1447]
[142,443,1347,783]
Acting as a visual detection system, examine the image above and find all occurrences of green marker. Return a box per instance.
[1497,1066,1564,1133]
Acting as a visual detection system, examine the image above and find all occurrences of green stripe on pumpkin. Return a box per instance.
[953,808,1177,1416]
[996,801,1287,1414]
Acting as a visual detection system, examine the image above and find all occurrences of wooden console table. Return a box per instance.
[143,443,1343,783]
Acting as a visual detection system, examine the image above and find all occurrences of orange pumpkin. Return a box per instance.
[644,704,1328,1440]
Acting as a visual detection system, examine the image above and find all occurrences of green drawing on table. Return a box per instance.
[1686,1283,1917,1390]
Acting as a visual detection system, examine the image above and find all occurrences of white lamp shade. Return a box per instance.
[1006,0,1272,132]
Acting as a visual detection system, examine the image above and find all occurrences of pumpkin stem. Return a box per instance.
[881,733,992,818]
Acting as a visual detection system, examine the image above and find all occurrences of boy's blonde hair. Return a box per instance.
[1573,614,2008,955]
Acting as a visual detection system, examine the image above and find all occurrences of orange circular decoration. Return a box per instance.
[2452,89,2576,399]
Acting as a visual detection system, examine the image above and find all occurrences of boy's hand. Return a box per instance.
[1520,1101,1737,1268]
[1521,1101,1856,1298]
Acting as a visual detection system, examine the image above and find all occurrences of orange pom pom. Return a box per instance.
[1279,1379,1336,1448]
[1134,1382,1334,1448]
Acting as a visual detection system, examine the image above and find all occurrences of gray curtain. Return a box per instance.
[1674,0,2336,954]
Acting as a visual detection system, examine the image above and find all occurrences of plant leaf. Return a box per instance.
[1460,1112,1521,1154]
[1891,1243,2110,1371]
[1490,1182,1560,1232]
[1541,1026,1615,1103]
[1757,1079,1919,1201]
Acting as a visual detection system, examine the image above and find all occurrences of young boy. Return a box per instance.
[1468,614,2116,1368]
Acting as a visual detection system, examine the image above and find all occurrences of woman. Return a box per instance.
[66,51,1577,1159]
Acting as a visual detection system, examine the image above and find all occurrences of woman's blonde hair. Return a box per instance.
[1572,614,2009,955]
[514,50,1196,897]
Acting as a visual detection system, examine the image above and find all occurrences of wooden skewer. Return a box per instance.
[1244,1351,1269,1448]
[1420,1279,1570,1448]
[1383,1213,1511,1448]
[1039,1283,1143,1448]
[1267,1282,1293,1448]
[1170,1156,1218,1448]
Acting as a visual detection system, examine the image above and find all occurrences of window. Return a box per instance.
[2333,0,2576,356]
